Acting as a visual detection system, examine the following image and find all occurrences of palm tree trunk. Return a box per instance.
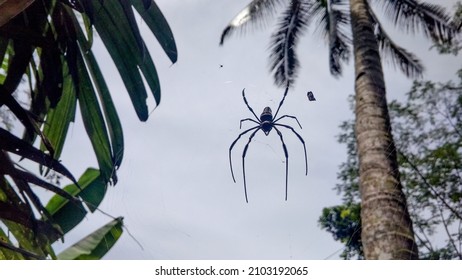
[349,0,418,259]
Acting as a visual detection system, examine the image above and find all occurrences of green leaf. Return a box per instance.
[138,41,161,105]
[77,28,124,168]
[45,168,108,238]
[0,220,25,260]
[42,72,77,160]
[118,0,145,53]
[46,168,107,214]
[88,0,170,120]
[131,0,178,63]
[75,51,115,183]
[91,1,149,121]
[57,217,124,260]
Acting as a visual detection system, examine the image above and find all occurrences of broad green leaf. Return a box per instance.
[79,170,107,213]
[45,199,85,234]
[75,51,115,183]
[42,72,77,160]
[57,218,124,260]
[45,188,86,239]
[45,168,108,234]
[0,127,77,184]
[131,0,178,63]
[45,168,108,240]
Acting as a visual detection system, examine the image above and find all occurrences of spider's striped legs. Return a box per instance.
[275,124,308,175]
[273,85,290,120]
[274,127,289,201]
[229,126,259,183]
[273,115,302,129]
[241,89,260,121]
[239,118,260,129]
[241,128,261,203]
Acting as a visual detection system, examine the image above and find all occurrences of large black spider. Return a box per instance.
[229,87,308,202]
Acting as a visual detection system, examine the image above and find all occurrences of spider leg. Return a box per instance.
[242,89,260,121]
[229,126,259,183]
[273,86,290,120]
[240,118,260,129]
[273,127,289,201]
[241,128,261,203]
[275,124,308,176]
[273,115,302,129]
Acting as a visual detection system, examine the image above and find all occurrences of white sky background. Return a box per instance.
[50,0,461,259]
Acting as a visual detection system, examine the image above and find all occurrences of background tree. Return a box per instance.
[0,0,176,259]
[221,0,457,259]
[320,65,462,259]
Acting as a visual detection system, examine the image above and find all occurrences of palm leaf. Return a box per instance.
[368,4,424,78]
[57,217,124,260]
[376,0,455,44]
[74,21,125,170]
[311,0,351,77]
[89,1,150,121]
[269,0,312,87]
[131,0,178,63]
[220,0,284,45]
[74,50,115,184]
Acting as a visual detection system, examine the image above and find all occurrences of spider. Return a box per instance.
[229,86,308,202]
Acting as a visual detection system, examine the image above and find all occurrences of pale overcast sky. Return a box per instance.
[51,0,460,259]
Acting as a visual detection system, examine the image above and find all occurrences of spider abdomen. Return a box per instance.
[261,121,273,135]
[260,107,273,135]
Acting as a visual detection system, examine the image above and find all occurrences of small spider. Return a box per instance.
[229,87,308,202]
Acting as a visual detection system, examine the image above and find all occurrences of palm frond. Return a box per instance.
[312,0,351,77]
[269,0,312,87]
[220,0,284,45]
[376,0,455,44]
[369,4,424,78]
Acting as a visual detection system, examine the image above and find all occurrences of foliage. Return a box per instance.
[433,1,462,55]
[320,69,462,259]
[0,0,176,259]
[220,0,456,87]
